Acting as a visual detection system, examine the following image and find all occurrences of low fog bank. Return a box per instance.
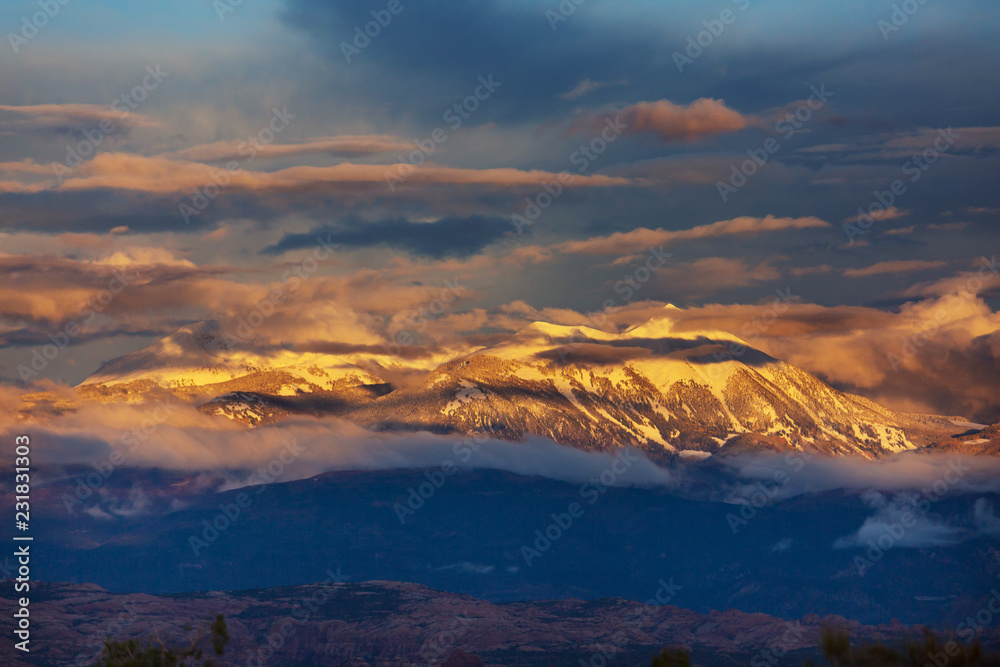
[6,393,1000,500]
[7,394,1000,549]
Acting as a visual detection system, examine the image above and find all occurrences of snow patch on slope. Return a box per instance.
[443,380,486,416]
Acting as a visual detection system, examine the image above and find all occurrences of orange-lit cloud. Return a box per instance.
[0,160,56,175]
[652,257,780,297]
[843,260,947,278]
[663,270,1000,422]
[790,265,834,277]
[554,215,829,256]
[163,135,414,161]
[573,98,753,142]
[0,103,159,129]
[842,206,909,224]
[2,153,633,195]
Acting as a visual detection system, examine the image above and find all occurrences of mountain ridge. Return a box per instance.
[69,306,991,459]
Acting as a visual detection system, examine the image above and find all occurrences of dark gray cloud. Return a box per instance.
[263,215,515,257]
[0,191,216,235]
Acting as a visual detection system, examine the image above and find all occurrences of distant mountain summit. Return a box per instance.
[81,320,384,392]
[76,307,977,458]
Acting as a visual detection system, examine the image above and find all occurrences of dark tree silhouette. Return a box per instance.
[651,646,692,666]
[814,627,1000,667]
[94,614,229,667]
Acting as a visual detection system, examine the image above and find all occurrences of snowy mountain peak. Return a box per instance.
[486,321,619,360]
[623,305,747,347]
[79,320,386,395]
[73,312,968,459]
